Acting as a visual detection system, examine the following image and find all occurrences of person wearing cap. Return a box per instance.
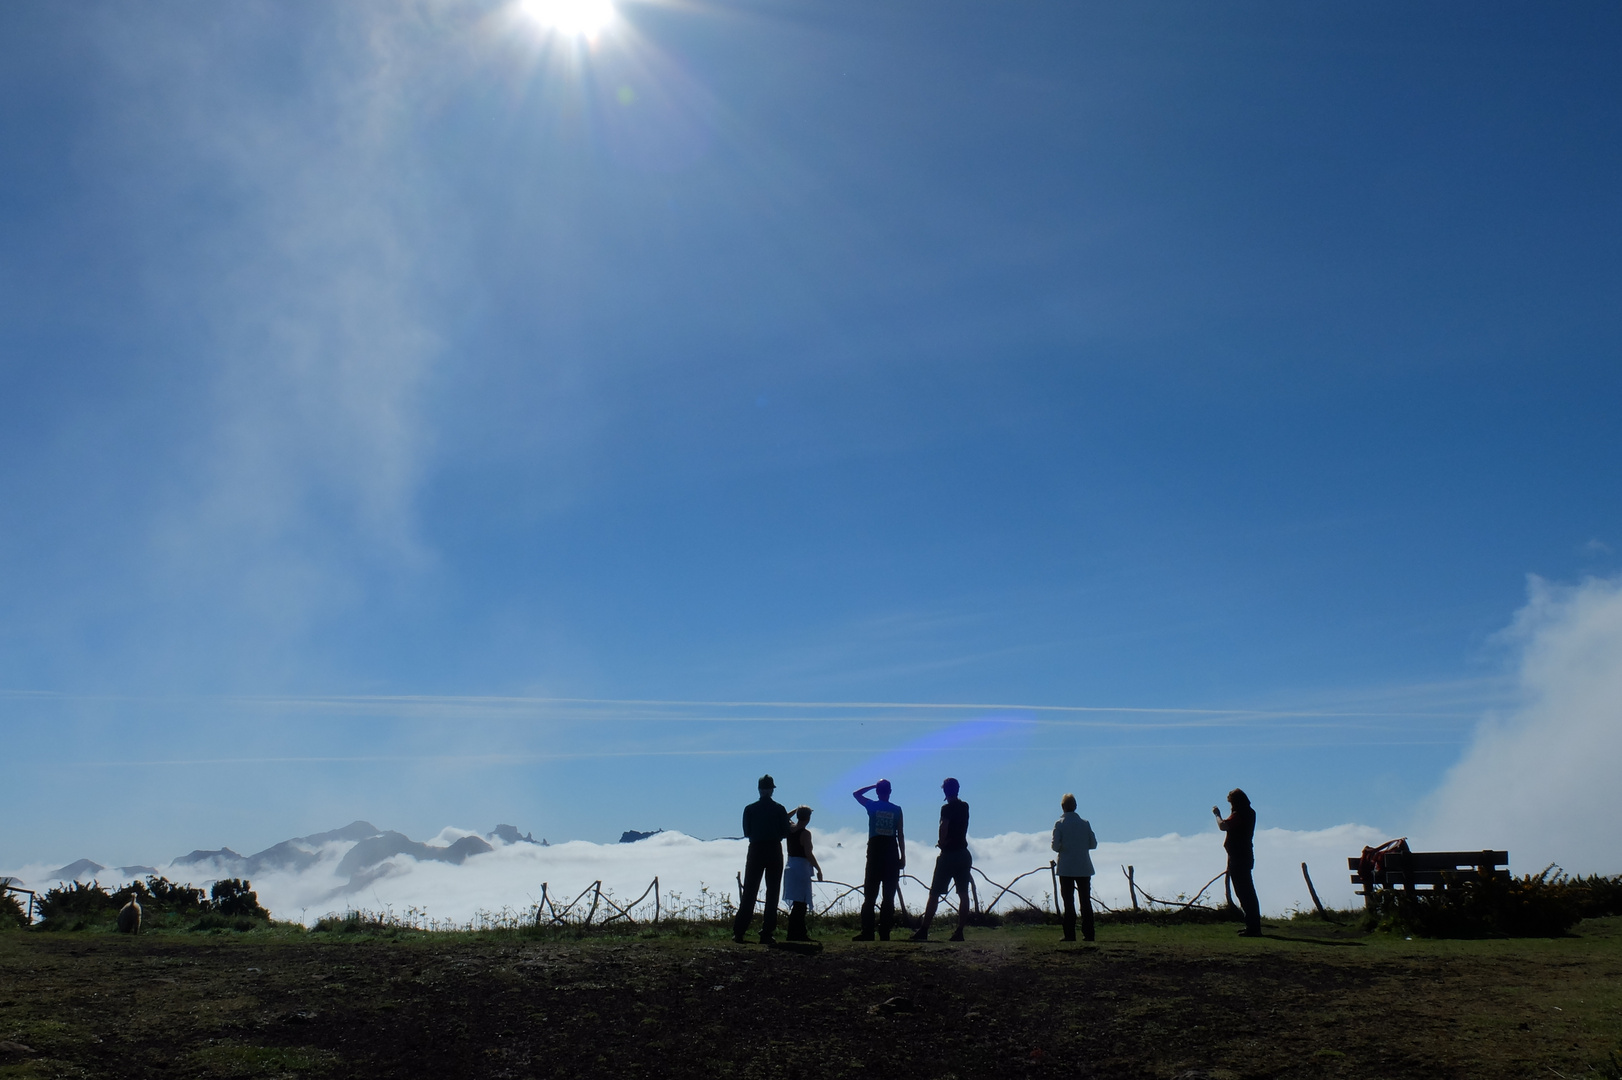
[851,779,905,941]
[910,777,972,942]
[1051,792,1098,942]
[734,774,792,944]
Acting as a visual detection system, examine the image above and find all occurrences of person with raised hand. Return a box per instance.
[782,805,824,942]
[1214,788,1262,937]
[851,779,905,941]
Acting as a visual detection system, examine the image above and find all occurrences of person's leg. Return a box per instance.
[1080,876,1095,942]
[913,855,948,940]
[913,893,939,940]
[734,850,764,941]
[951,879,970,940]
[1060,876,1077,940]
[878,853,898,940]
[1231,863,1261,934]
[857,845,880,939]
[787,902,807,940]
[760,849,783,941]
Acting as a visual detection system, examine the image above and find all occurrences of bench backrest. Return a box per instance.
[1347,850,1509,894]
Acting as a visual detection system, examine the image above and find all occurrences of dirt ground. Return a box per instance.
[3,916,1621,1079]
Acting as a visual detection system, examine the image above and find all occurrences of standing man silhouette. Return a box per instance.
[852,779,905,941]
[910,777,971,942]
[734,774,791,944]
[1214,788,1261,937]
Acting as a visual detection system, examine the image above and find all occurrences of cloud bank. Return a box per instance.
[4,821,1385,925]
[1424,575,1622,873]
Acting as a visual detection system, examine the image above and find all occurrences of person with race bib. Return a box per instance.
[851,779,905,941]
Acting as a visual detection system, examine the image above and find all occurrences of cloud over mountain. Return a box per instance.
[8,820,1386,925]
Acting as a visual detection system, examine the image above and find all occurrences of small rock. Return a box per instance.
[0,1042,37,1055]
[868,996,916,1015]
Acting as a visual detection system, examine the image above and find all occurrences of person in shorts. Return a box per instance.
[851,779,905,941]
[782,805,824,941]
[910,777,971,942]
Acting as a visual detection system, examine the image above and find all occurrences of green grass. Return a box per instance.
[2,915,1620,1078]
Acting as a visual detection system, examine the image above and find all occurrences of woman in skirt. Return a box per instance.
[783,805,825,941]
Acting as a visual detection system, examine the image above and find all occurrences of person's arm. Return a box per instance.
[742,804,752,840]
[896,811,905,870]
[804,831,824,881]
[1087,821,1098,850]
[853,785,875,809]
[1052,820,1064,853]
[1213,805,1229,831]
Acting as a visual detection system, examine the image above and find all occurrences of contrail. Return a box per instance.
[1,688,1484,719]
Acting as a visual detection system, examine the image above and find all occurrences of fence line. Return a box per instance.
[515,860,1244,928]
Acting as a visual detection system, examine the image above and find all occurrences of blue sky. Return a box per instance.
[2,1,1619,868]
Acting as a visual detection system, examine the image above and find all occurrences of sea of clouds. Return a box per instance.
[1,822,1386,926]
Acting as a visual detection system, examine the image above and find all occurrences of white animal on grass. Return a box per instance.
[116,896,142,934]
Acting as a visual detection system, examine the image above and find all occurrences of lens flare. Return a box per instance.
[521,0,616,38]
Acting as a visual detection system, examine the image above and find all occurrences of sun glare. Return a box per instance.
[521,0,617,38]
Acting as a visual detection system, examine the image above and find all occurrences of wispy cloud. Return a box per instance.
[86,3,452,676]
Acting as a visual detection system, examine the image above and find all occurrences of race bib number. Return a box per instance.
[872,811,896,836]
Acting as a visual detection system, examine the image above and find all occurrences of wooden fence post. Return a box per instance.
[654,877,660,924]
[1126,865,1140,911]
[1301,862,1326,915]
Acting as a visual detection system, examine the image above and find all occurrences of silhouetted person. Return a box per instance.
[852,779,905,941]
[783,805,824,941]
[910,777,971,942]
[1051,792,1097,942]
[1214,788,1261,936]
[734,774,791,944]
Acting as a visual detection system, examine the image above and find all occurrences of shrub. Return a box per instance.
[36,880,118,927]
[110,876,209,917]
[1,886,28,929]
[210,879,270,919]
[1369,870,1587,938]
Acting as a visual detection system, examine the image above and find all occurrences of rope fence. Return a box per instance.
[519,858,1286,928]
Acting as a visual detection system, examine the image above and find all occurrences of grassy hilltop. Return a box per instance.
[3,913,1622,1079]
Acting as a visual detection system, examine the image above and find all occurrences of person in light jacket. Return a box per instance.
[1051,793,1098,942]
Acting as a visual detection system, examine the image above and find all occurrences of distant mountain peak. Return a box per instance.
[173,847,244,867]
[619,829,664,844]
[49,858,106,881]
[489,824,541,845]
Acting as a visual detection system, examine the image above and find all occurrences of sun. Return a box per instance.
[520,0,617,38]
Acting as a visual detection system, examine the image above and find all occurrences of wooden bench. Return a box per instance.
[1348,849,1508,909]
